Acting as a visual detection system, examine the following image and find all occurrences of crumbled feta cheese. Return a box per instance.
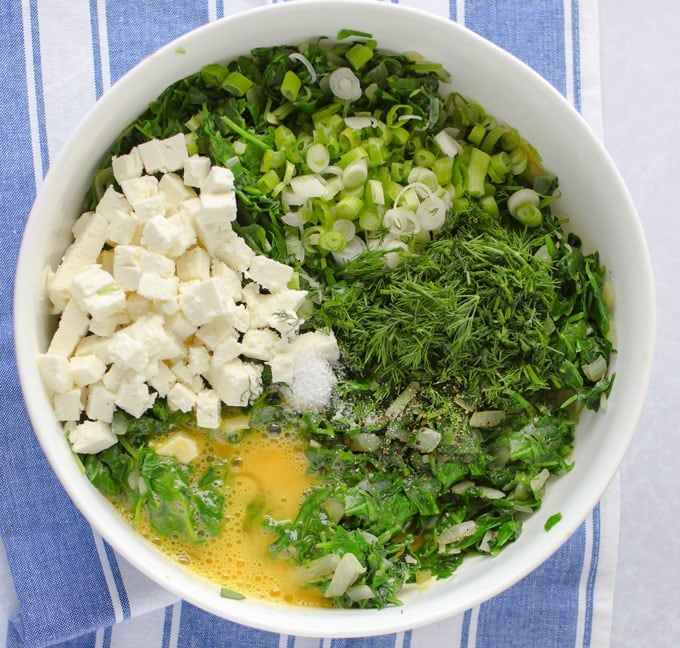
[120,175,159,206]
[53,389,83,422]
[187,345,210,376]
[212,337,242,366]
[246,255,295,293]
[143,363,173,399]
[46,299,90,358]
[47,213,108,313]
[69,420,117,454]
[176,246,211,282]
[196,389,220,429]
[137,272,178,303]
[96,186,133,218]
[183,155,212,189]
[241,328,280,362]
[111,147,144,183]
[178,277,235,327]
[70,354,106,387]
[38,354,73,394]
[207,358,263,407]
[202,166,234,193]
[85,383,116,423]
[115,374,155,418]
[70,265,126,322]
[215,233,255,272]
[159,172,196,207]
[153,431,199,464]
[167,382,196,413]
[137,134,189,175]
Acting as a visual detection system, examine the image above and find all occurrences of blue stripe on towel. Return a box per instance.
[464,0,567,95]
[103,0,209,84]
[177,603,281,647]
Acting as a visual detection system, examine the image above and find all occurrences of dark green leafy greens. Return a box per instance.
[78,31,615,608]
[81,401,228,543]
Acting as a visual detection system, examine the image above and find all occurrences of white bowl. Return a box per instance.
[14,0,655,638]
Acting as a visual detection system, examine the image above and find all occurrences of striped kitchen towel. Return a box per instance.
[0,1,617,646]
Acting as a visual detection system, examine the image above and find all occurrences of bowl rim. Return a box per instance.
[13,0,656,637]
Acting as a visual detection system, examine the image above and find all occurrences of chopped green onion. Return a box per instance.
[345,42,374,71]
[342,158,368,188]
[544,513,562,531]
[359,208,382,231]
[467,123,486,147]
[334,195,364,220]
[319,230,347,253]
[257,169,280,194]
[329,67,362,102]
[220,587,246,600]
[281,70,303,102]
[514,203,543,227]
[306,143,330,173]
[466,147,490,197]
[223,71,253,97]
[479,195,499,219]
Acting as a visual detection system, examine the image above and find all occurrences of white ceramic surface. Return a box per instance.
[13,0,655,638]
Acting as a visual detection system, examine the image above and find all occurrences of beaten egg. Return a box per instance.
[125,426,328,607]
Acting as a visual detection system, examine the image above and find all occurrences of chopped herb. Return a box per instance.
[544,513,563,531]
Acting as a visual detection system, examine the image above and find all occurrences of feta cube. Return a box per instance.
[111,147,144,183]
[241,328,280,361]
[122,314,185,361]
[137,273,178,303]
[120,175,158,206]
[246,255,294,293]
[70,265,126,321]
[159,172,195,207]
[147,361,176,398]
[113,245,174,292]
[170,360,194,385]
[290,331,340,363]
[202,166,235,193]
[53,388,83,422]
[178,277,235,327]
[268,349,295,384]
[207,358,263,407]
[126,292,152,320]
[115,374,155,418]
[38,353,73,394]
[153,431,198,464]
[165,311,197,342]
[74,335,112,364]
[166,212,197,258]
[167,383,196,413]
[133,194,168,222]
[230,304,250,333]
[102,363,128,392]
[46,298,90,357]
[106,209,140,245]
[194,316,236,351]
[89,310,130,338]
[69,420,117,454]
[196,389,220,429]
[159,133,189,172]
[187,346,210,376]
[199,191,237,224]
[47,213,108,313]
[108,332,149,373]
[85,383,116,423]
[215,233,256,272]
[70,354,106,387]
[141,215,177,255]
[96,186,133,218]
[176,246,211,282]
[210,261,242,300]
[247,290,308,332]
[212,337,242,366]
[183,155,212,189]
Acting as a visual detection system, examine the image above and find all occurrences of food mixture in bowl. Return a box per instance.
[37,31,614,609]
